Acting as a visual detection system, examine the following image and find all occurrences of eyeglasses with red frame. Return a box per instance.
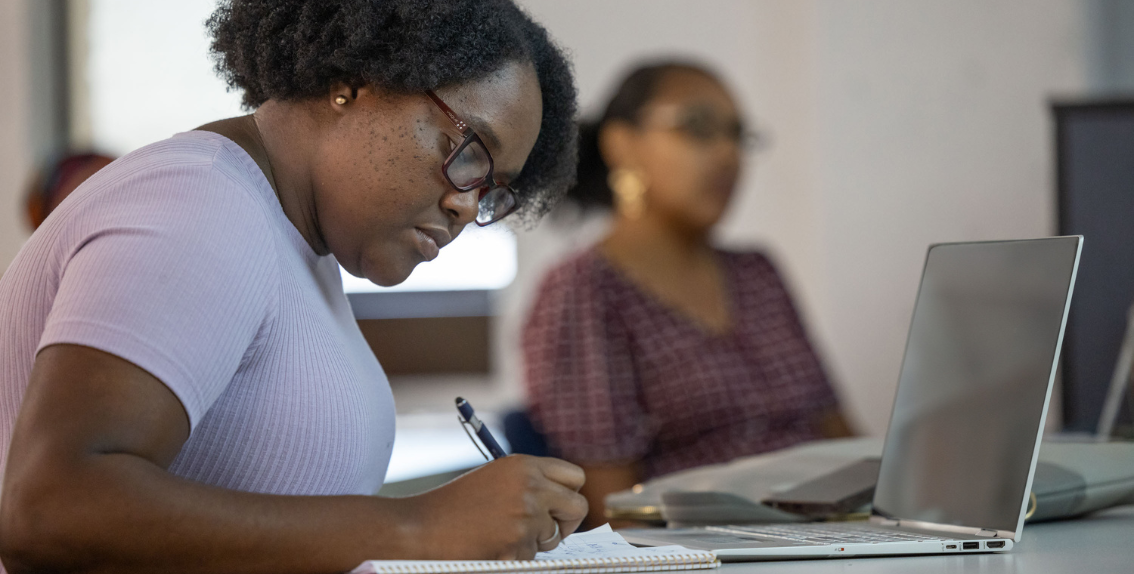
[425,90,519,226]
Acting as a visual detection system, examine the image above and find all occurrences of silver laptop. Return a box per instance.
[622,237,1083,560]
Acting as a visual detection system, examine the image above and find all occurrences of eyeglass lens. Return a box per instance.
[477,186,516,225]
[676,107,750,146]
[447,139,493,189]
[446,138,517,226]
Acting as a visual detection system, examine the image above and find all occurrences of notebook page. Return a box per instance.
[535,524,703,560]
[350,524,718,574]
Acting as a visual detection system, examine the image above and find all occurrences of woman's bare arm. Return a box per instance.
[576,463,641,529]
[818,408,854,439]
[0,344,587,574]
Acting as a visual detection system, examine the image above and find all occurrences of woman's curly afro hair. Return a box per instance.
[207,0,577,223]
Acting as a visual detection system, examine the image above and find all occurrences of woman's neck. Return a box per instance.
[601,212,715,272]
[253,103,327,255]
[197,103,328,256]
[600,210,733,336]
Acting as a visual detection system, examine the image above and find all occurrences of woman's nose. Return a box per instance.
[441,187,480,227]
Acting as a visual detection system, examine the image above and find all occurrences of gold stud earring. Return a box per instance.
[608,168,647,220]
[334,95,348,105]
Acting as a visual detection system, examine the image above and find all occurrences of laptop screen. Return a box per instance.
[872,237,1080,534]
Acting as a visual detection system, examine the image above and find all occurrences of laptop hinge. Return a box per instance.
[871,515,1014,539]
[870,516,900,527]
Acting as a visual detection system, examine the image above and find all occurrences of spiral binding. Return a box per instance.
[361,552,721,574]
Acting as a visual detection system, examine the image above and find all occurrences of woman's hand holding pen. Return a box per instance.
[405,455,588,560]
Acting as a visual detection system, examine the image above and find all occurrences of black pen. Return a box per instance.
[455,397,507,459]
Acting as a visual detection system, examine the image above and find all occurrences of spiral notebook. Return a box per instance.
[350,525,720,574]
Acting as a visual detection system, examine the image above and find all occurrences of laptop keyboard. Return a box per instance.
[705,523,946,545]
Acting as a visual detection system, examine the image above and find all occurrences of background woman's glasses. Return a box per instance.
[642,103,767,152]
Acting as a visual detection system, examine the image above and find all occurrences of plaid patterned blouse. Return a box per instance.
[523,248,838,479]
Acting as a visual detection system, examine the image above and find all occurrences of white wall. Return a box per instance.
[810,0,1088,433]
[0,0,32,271]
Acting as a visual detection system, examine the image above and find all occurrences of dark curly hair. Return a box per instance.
[206,0,577,223]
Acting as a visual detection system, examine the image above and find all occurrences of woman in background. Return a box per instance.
[24,153,115,230]
[523,61,852,527]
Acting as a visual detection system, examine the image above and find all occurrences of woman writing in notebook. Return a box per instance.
[0,1,586,572]
[523,62,853,527]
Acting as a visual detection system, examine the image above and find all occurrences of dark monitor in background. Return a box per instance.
[1054,101,1134,434]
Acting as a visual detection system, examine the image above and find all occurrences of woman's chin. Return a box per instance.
[358,255,416,288]
[367,268,415,288]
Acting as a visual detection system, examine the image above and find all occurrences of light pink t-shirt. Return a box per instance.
[0,131,395,502]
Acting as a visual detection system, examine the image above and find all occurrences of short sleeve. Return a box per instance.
[522,254,653,463]
[38,162,278,430]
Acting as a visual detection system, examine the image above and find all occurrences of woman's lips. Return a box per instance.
[414,228,440,261]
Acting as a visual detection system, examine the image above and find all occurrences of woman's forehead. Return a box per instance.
[438,64,540,130]
[437,62,542,175]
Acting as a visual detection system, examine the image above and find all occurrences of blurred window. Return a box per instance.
[80,0,516,300]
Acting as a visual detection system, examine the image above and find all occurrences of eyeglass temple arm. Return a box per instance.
[425,90,473,136]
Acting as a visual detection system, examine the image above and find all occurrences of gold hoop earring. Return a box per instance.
[608,168,647,219]
[334,95,348,105]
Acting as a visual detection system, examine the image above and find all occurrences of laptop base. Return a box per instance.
[619,522,1013,561]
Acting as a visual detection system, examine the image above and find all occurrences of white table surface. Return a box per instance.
[712,505,1134,573]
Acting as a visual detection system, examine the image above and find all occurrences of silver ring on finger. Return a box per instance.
[538,521,560,548]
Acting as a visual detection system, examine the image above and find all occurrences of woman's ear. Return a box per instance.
[330,84,352,110]
[329,83,365,111]
[598,121,638,171]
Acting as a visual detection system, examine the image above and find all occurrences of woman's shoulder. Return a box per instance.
[109,131,267,192]
[716,247,780,277]
[61,132,274,224]
[28,132,285,276]
[106,131,233,171]
[530,245,624,309]
[538,245,612,285]
[716,249,806,315]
